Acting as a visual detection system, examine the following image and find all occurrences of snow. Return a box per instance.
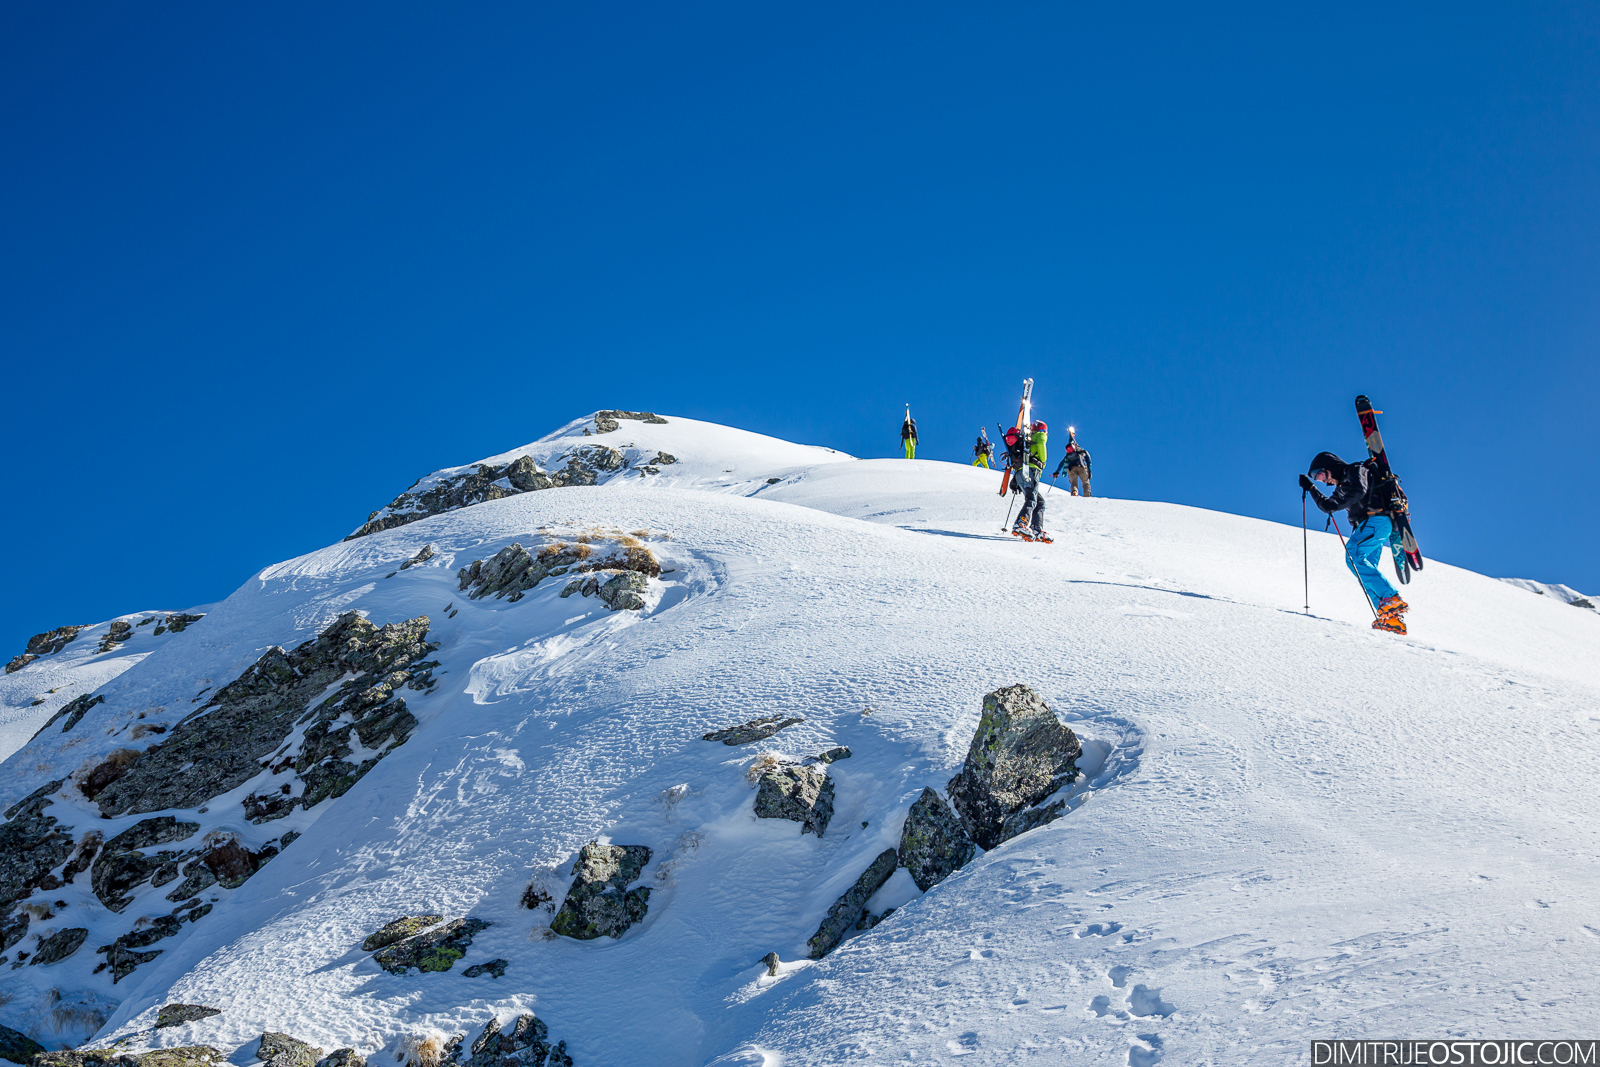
[1499,577,1596,608]
[2,414,1598,1065]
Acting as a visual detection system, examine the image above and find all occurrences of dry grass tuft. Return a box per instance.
[744,752,784,784]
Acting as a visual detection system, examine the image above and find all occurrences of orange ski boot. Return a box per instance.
[1372,614,1407,635]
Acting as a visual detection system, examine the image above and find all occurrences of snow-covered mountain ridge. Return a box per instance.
[1,411,1597,1066]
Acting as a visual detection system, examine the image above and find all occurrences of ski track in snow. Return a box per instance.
[1,423,1597,1066]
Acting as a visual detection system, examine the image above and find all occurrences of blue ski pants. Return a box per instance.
[1346,514,1398,605]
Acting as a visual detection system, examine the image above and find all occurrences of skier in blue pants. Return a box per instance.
[1342,513,1398,606]
[1301,451,1407,633]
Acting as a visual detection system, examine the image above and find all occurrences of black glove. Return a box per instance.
[1298,473,1316,493]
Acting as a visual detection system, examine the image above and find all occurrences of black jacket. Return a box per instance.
[1309,456,1373,529]
[901,419,917,441]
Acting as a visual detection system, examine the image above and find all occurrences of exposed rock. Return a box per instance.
[998,800,1067,842]
[153,614,204,637]
[61,831,102,884]
[20,625,84,661]
[314,1051,364,1067]
[701,715,805,746]
[549,842,652,941]
[806,848,900,959]
[462,958,507,978]
[761,951,780,977]
[945,685,1081,851]
[0,780,74,912]
[808,746,851,765]
[98,621,133,653]
[361,914,443,952]
[0,1023,45,1065]
[593,410,668,433]
[897,787,976,891]
[654,452,677,465]
[90,816,200,912]
[399,545,436,570]
[30,1052,132,1067]
[83,750,141,802]
[345,461,537,540]
[458,538,659,605]
[466,1014,548,1067]
[1,911,27,952]
[372,917,491,974]
[258,1033,323,1067]
[505,456,553,493]
[754,766,835,837]
[5,654,37,674]
[29,925,87,965]
[155,1004,222,1029]
[102,941,163,983]
[163,859,217,902]
[135,1047,226,1067]
[596,571,648,611]
[29,693,106,739]
[95,611,435,819]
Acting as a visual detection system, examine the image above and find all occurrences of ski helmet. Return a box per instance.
[1307,451,1345,478]
[1031,420,1047,433]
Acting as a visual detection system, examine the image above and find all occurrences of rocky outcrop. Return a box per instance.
[29,693,105,739]
[91,817,200,912]
[458,536,659,606]
[313,1051,364,1067]
[152,614,204,636]
[462,958,507,978]
[0,780,74,913]
[362,914,443,952]
[399,545,435,571]
[0,1023,45,1065]
[258,1034,321,1067]
[29,925,87,965]
[35,1048,228,1067]
[1,911,27,952]
[946,685,1081,851]
[371,917,491,974]
[6,625,84,673]
[806,848,899,959]
[549,842,652,941]
[754,766,835,837]
[701,715,805,746]
[97,621,133,654]
[94,611,435,819]
[593,410,668,433]
[897,787,975,891]
[465,1014,554,1067]
[155,1005,222,1029]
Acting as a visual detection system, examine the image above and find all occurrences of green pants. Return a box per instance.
[903,439,916,459]
[972,454,990,468]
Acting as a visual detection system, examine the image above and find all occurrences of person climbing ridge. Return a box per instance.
[901,406,918,459]
[972,427,993,468]
[1299,452,1408,634]
[1008,418,1050,542]
[1052,428,1091,496]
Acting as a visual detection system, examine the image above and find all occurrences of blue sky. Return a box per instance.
[3,2,1597,655]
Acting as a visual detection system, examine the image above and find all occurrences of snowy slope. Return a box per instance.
[1499,577,1596,609]
[2,415,1598,1066]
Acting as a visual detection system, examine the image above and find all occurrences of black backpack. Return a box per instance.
[1362,459,1409,519]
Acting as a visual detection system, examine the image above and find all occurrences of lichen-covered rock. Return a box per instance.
[466,1014,548,1067]
[29,925,87,965]
[155,1004,222,1029]
[5,653,38,674]
[754,766,835,837]
[345,461,536,540]
[896,788,975,891]
[809,746,851,765]
[362,914,443,952]
[761,951,780,977]
[90,817,199,912]
[153,613,204,637]
[399,545,435,571]
[371,917,490,974]
[1,910,28,952]
[549,842,652,941]
[593,410,668,433]
[94,611,435,818]
[701,715,804,746]
[29,1051,130,1067]
[98,621,133,653]
[313,1051,364,1067]
[28,693,105,739]
[0,780,74,911]
[596,570,648,611]
[946,684,1081,851]
[0,1023,45,1065]
[258,1033,322,1067]
[806,848,899,959]
[462,958,507,979]
[135,1047,226,1067]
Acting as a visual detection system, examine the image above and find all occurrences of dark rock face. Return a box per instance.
[28,693,106,740]
[1,911,27,952]
[371,918,491,974]
[458,538,659,606]
[593,410,668,433]
[806,848,900,959]
[399,544,435,570]
[314,1051,365,1067]
[701,716,805,746]
[7,625,84,673]
[98,621,133,654]
[754,766,835,837]
[463,958,507,978]
[90,817,200,912]
[549,842,652,941]
[153,614,204,636]
[0,1022,46,1064]
[362,914,443,952]
[155,1005,222,1029]
[258,1033,322,1067]
[0,780,74,912]
[897,787,976,891]
[4,653,36,674]
[29,925,87,965]
[946,685,1081,851]
[810,747,851,765]
[95,611,435,818]
[466,1014,549,1067]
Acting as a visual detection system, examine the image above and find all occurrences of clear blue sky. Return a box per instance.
[4,2,1597,656]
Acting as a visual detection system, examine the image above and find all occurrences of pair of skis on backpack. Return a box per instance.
[1355,396,1425,585]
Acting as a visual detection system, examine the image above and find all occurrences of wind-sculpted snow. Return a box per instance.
[0,421,1596,1065]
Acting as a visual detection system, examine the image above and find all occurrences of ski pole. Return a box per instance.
[1328,515,1379,618]
[1001,493,1016,532]
[1301,490,1310,614]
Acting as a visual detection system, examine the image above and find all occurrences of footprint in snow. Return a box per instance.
[1128,1034,1163,1067]
[1108,965,1133,988]
[1127,985,1176,1018]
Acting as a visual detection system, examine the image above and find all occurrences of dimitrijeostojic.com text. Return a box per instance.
[1312,1041,1598,1065]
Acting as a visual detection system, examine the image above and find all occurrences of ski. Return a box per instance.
[1354,395,1424,580]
